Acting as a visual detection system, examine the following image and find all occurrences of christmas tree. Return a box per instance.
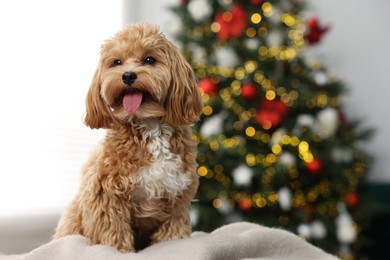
[170,0,376,258]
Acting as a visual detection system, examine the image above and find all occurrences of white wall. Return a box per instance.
[0,0,121,216]
[122,0,177,33]
[123,0,390,182]
[0,0,122,253]
[310,0,390,182]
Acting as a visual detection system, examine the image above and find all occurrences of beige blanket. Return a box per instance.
[0,222,338,260]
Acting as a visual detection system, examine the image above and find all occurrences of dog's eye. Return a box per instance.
[144,56,156,65]
[113,59,122,66]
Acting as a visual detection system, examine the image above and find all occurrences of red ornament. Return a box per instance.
[251,0,263,5]
[215,4,248,40]
[255,99,289,129]
[180,0,189,4]
[239,197,252,211]
[305,158,323,175]
[305,17,329,44]
[198,78,218,94]
[337,107,348,124]
[241,84,258,100]
[346,192,360,207]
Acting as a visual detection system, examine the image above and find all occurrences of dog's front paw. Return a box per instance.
[106,239,135,253]
[151,222,191,244]
[118,245,136,253]
[90,228,136,253]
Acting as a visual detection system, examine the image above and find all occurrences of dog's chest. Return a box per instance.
[135,122,191,199]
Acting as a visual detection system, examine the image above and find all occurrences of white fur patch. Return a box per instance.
[135,120,191,199]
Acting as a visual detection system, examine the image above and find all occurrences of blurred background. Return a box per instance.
[0,0,389,259]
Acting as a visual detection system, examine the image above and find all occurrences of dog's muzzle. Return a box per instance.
[122,71,137,85]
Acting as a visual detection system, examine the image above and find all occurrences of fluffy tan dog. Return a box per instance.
[54,23,203,252]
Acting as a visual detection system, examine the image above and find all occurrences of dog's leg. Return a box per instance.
[54,197,83,238]
[151,200,192,243]
[82,192,135,253]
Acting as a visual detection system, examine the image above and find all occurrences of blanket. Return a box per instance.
[0,222,338,260]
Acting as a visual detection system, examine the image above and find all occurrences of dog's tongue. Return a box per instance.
[123,92,143,113]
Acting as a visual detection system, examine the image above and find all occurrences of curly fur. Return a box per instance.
[53,23,203,252]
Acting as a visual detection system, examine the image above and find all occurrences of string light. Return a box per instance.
[246,153,256,166]
[258,46,268,58]
[209,139,219,151]
[250,13,262,24]
[233,121,243,130]
[213,198,222,208]
[255,197,267,208]
[262,2,273,17]
[271,144,282,155]
[222,136,241,149]
[234,68,246,80]
[246,27,257,37]
[281,13,296,27]
[258,27,268,37]
[265,90,276,100]
[245,126,256,138]
[254,71,265,83]
[244,61,257,73]
[231,86,241,97]
[197,166,208,177]
[222,11,232,22]
[214,164,224,173]
[203,105,213,116]
[298,141,314,163]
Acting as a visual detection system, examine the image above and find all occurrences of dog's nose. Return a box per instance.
[122,71,137,85]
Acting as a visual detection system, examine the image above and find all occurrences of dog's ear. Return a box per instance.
[164,42,203,126]
[84,66,115,129]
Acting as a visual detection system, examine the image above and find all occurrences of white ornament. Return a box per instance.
[297,224,312,239]
[296,114,315,128]
[165,15,182,36]
[214,46,240,68]
[266,30,284,48]
[190,207,199,226]
[313,71,328,86]
[335,203,357,244]
[244,38,261,50]
[316,107,339,139]
[217,197,234,214]
[232,164,253,186]
[298,220,327,240]
[278,152,296,168]
[218,0,232,8]
[189,43,207,64]
[188,0,212,22]
[311,220,327,239]
[200,111,228,138]
[293,114,315,136]
[331,147,353,163]
[278,187,292,211]
[226,213,244,224]
[300,48,320,67]
[270,128,287,146]
[267,6,281,25]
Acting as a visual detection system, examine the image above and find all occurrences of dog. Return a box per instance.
[53,23,203,252]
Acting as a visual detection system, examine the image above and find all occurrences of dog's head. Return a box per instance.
[84,23,203,129]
